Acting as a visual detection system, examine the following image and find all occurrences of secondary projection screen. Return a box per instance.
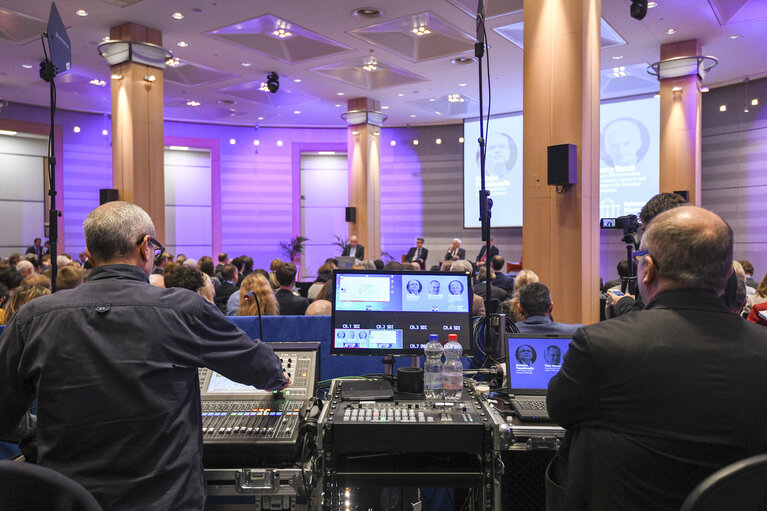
[462,95,659,227]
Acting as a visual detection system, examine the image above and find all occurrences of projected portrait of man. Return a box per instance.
[407,280,422,295]
[429,280,440,295]
[449,280,464,295]
[601,118,650,170]
[515,344,536,366]
[545,345,562,365]
[477,132,518,178]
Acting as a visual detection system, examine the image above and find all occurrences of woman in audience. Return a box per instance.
[199,273,216,304]
[500,269,540,323]
[3,284,51,324]
[268,259,283,290]
[744,273,767,317]
[237,273,279,316]
[198,256,221,289]
[308,262,335,300]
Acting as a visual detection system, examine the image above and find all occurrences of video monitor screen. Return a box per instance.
[331,269,474,356]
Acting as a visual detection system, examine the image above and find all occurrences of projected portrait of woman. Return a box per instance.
[600,118,650,170]
[476,132,518,178]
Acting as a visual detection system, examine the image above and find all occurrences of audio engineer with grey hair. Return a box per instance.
[0,201,288,510]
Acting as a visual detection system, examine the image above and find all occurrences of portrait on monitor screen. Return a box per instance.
[515,344,536,366]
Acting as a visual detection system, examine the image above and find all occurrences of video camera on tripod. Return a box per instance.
[600,214,640,296]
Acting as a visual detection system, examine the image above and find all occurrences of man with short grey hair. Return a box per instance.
[15,259,34,278]
[547,206,767,511]
[444,238,466,262]
[0,201,288,510]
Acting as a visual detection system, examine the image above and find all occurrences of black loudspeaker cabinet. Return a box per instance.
[502,449,556,510]
[99,189,119,205]
[673,190,689,202]
[547,144,577,186]
[345,206,356,223]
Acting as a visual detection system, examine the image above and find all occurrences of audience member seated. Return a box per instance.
[547,206,767,511]
[268,258,283,290]
[474,266,509,303]
[16,260,34,279]
[491,255,514,293]
[315,280,332,302]
[373,259,384,270]
[214,264,239,314]
[404,237,428,268]
[175,253,187,265]
[475,236,499,266]
[602,259,629,292]
[721,261,748,314]
[275,263,309,315]
[237,273,279,316]
[0,283,9,325]
[305,299,331,316]
[163,264,209,304]
[3,283,50,324]
[444,238,466,262]
[501,269,540,323]
[199,274,215,304]
[56,264,85,291]
[514,282,582,335]
[215,253,228,274]
[23,273,51,290]
[384,261,403,271]
[152,252,171,275]
[743,272,767,317]
[308,262,335,300]
[228,269,269,315]
[741,259,758,291]
[197,256,220,289]
[440,260,453,272]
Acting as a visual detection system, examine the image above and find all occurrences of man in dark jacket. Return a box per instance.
[0,201,287,510]
[547,206,767,511]
[275,262,309,315]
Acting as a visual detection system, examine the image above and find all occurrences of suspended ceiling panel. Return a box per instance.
[409,93,478,117]
[600,63,658,99]
[205,14,352,64]
[310,57,427,90]
[348,12,475,62]
[0,7,47,44]
[164,61,237,87]
[493,18,626,50]
[708,0,767,25]
[446,0,524,19]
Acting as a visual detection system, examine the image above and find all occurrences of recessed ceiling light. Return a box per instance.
[172,12,184,20]
[429,98,435,102]
[259,82,270,92]
[719,105,727,112]
[728,34,740,39]
[665,28,675,35]
[73,126,81,133]
[293,78,302,83]
[699,87,710,93]
[177,41,188,47]
[186,100,201,106]
[390,140,396,146]
[169,146,189,151]
[410,114,416,118]
[671,86,682,92]
[435,138,442,144]
[448,94,466,103]
[102,36,111,42]
[272,28,293,39]
[253,140,260,146]
[352,7,383,19]
[165,57,181,67]
[334,104,341,107]
[22,64,33,69]
[397,93,405,97]
[413,139,419,145]
[102,129,109,136]
[337,92,345,96]
[241,62,251,67]
[752,98,759,106]
[412,26,431,36]
[381,105,389,109]
[647,1,657,7]
[229,138,236,145]
[75,9,88,16]
[277,140,283,146]
[258,116,264,120]
[612,55,623,60]
[293,110,301,114]
[362,56,378,72]
[458,137,465,143]
[89,79,106,87]
[458,83,467,87]
[451,57,476,65]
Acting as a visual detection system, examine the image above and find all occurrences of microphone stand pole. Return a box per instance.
[40,47,60,292]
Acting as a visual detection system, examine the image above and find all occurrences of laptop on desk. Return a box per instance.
[505,333,571,422]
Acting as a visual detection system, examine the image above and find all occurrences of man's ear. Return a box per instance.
[137,236,151,262]
[548,302,554,315]
[85,248,97,267]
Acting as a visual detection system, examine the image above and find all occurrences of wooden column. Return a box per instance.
[658,40,702,205]
[522,0,601,324]
[345,98,383,260]
[109,23,165,241]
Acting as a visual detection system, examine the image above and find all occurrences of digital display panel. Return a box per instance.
[331,269,474,356]
[505,334,572,394]
[205,371,263,394]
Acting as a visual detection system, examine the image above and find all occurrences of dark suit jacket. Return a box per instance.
[444,247,466,261]
[492,271,515,293]
[214,281,238,314]
[474,283,509,302]
[546,290,767,511]
[404,247,428,267]
[515,315,581,336]
[475,245,499,263]
[342,244,364,260]
[275,289,309,316]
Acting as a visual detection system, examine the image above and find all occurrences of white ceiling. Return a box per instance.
[0,0,766,127]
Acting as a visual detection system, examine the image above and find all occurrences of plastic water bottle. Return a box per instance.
[443,334,463,400]
[423,334,443,399]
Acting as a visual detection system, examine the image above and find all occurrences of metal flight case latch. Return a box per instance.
[234,469,279,493]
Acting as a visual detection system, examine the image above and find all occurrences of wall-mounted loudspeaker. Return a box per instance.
[673,190,690,202]
[547,144,577,186]
[99,188,119,205]
[345,207,356,223]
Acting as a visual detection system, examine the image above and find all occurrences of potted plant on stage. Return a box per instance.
[279,235,308,280]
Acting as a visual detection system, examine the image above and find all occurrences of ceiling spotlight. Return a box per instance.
[76,9,88,16]
[672,86,682,92]
[293,110,301,114]
[259,82,270,92]
[700,87,710,92]
[177,41,188,47]
[229,138,236,145]
[253,140,260,146]
[277,140,283,146]
[381,105,390,109]
[647,1,657,7]
[186,100,200,106]
[352,7,383,19]
[612,55,624,60]
[362,56,378,72]
[172,12,184,20]
[459,137,465,143]
[293,78,302,83]
[719,105,727,112]
[22,64,33,69]
[89,79,106,87]
[752,98,759,106]
[412,25,431,36]
[166,57,181,67]
[728,34,740,39]
[451,57,476,65]
[241,62,252,67]
[334,104,341,107]
[73,126,81,133]
[390,140,396,146]
[102,129,109,136]
[630,0,647,20]
[435,138,442,144]
[266,72,279,93]
[665,28,676,35]
[337,92,345,96]
[448,94,466,103]
[272,27,293,38]
[144,75,156,82]
[110,73,123,80]
[258,116,264,120]
[413,139,419,145]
